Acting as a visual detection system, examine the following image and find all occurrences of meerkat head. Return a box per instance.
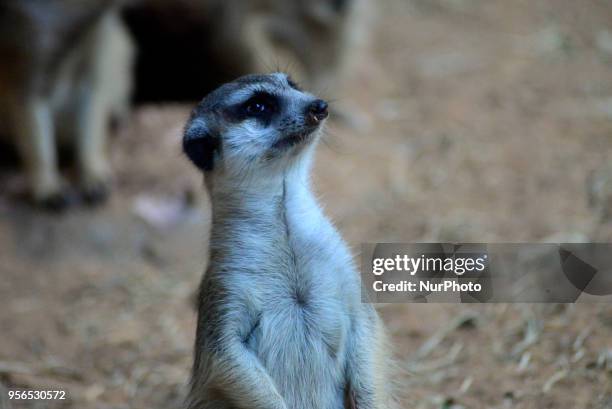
[183,73,328,178]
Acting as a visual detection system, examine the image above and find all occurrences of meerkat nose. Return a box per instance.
[307,99,329,124]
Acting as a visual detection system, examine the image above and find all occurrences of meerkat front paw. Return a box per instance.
[38,191,73,212]
[80,172,111,206]
[79,154,111,207]
[78,158,112,206]
[32,178,73,212]
[81,179,110,206]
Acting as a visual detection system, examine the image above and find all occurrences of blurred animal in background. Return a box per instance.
[0,0,134,210]
[123,0,364,103]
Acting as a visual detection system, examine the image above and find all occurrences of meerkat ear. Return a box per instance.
[183,118,220,172]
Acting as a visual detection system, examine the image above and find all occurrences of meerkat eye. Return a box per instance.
[243,92,278,118]
[246,100,268,114]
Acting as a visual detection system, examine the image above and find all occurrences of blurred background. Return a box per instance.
[1,0,612,408]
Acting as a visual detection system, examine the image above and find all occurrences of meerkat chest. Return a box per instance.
[244,245,358,377]
[247,276,352,396]
[259,206,358,354]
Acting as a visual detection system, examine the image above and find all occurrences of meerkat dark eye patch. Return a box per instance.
[231,91,279,126]
[183,119,220,172]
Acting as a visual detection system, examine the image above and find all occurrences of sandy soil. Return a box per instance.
[1,0,612,408]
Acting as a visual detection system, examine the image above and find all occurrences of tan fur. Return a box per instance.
[0,1,133,207]
[217,0,367,94]
[124,0,367,101]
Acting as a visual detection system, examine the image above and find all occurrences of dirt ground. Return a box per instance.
[1,0,612,408]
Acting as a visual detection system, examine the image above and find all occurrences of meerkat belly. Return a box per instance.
[248,290,350,409]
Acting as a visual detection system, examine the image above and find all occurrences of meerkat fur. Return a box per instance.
[182,73,396,409]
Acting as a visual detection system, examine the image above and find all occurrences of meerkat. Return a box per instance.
[182,73,395,409]
[0,0,133,209]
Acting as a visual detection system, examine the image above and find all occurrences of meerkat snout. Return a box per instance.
[306,99,329,125]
